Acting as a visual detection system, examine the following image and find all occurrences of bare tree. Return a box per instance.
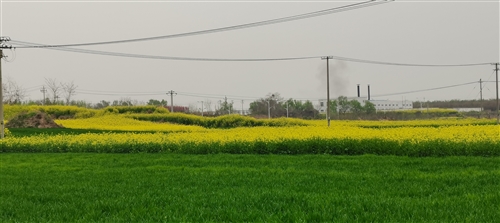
[188,103,198,114]
[2,76,26,104]
[45,78,61,104]
[204,100,213,114]
[61,81,77,105]
[120,97,133,106]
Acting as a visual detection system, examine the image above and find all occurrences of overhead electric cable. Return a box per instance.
[12,40,318,61]
[73,80,482,102]
[11,0,390,49]
[75,91,165,96]
[78,89,166,94]
[474,70,496,98]
[372,81,478,98]
[11,40,493,66]
[178,92,261,100]
[325,55,492,67]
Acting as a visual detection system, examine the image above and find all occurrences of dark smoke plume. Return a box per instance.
[316,60,349,98]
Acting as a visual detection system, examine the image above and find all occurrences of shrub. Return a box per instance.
[128,113,308,128]
[3,127,11,137]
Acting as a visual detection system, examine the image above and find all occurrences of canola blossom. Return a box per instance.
[306,118,496,128]
[55,115,206,132]
[2,121,499,156]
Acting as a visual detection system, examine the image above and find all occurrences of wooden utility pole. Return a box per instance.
[40,86,47,105]
[322,56,333,127]
[0,49,4,139]
[166,90,176,112]
[495,63,499,124]
[0,37,12,139]
[479,79,483,111]
[198,101,204,117]
[241,100,244,115]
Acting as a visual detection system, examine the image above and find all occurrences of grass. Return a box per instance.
[1,154,499,222]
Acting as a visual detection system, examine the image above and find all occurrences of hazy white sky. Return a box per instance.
[1,0,499,109]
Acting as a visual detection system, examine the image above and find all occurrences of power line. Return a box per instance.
[474,71,496,99]
[72,80,481,102]
[11,0,389,49]
[177,91,261,100]
[324,55,492,67]
[75,91,164,96]
[78,89,165,94]
[11,40,494,66]
[372,81,479,98]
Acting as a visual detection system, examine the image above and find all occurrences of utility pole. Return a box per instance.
[217,100,221,115]
[479,79,483,112]
[198,101,204,117]
[231,100,233,114]
[224,96,229,114]
[166,90,177,112]
[1,37,12,139]
[286,101,289,118]
[495,63,499,124]
[321,56,333,127]
[241,100,244,115]
[267,94,274,119]
[40,86,47,105]
[0,48,3,139]
[267,100,271,119]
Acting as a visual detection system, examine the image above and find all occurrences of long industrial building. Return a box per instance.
[317,84,413,113]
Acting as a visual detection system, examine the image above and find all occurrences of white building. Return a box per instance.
[369,99,413,111]
[317,97,413,113]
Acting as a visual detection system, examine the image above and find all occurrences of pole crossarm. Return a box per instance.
[0,37,12,139]
[166,90,177,113]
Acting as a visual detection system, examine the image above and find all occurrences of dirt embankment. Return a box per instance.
[6,111,62,128]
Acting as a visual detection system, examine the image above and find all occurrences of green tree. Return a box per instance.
[364,101,376,114]
[350,100,364,114]
[217,97,234,115]
[302,100,317,118]
[337,96,351,114]
[249,93,283,117]
[147,99,167,106]
[95,100,110,109]
[329,100,338,115]
[274,98,318,119]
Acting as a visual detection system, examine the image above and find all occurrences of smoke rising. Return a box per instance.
[316,60,349,98]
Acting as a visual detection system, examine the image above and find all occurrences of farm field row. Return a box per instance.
[1,154,499,222]
[3,115,499,156]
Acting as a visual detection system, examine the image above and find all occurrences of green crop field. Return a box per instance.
[2,105,499,222]
[1,154,499,222]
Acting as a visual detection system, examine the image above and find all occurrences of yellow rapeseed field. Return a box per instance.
[2,115,499,155]
[55,115,205,132]
[306,118,496,128]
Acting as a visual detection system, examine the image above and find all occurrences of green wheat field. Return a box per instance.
[1,154,499,222]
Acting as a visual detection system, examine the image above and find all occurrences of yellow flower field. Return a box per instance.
[2,114,499,156]
[306,118,496,128]
[55,115,205,133]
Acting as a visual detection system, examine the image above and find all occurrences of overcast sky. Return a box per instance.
[1,0,499,109]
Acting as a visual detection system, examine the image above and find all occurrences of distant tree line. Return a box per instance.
[248,93,376,119]
[416,99,498,111]
[4,77,498,119]
[248,93,318,119]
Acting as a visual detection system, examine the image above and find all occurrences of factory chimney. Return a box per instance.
[357,84,360,98]
[368,85,371,101]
